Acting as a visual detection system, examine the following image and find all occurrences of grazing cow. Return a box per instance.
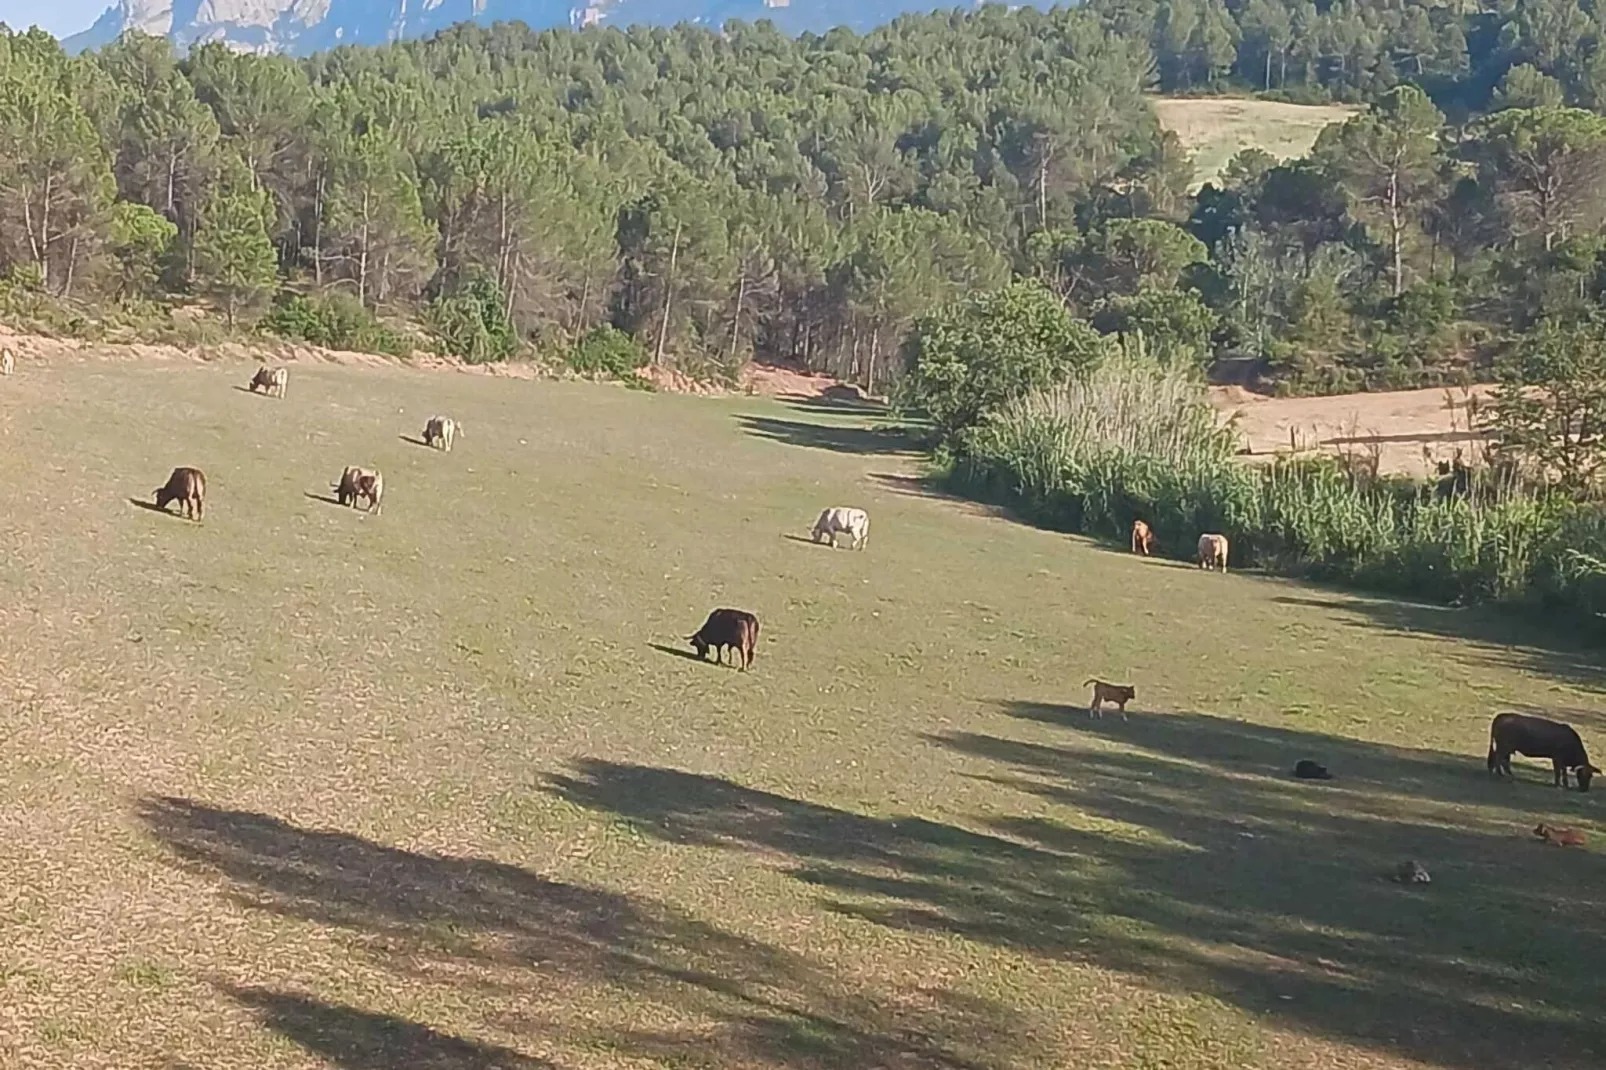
[1293,759,1333,780]
[1131,519,1154,556]
[812,507,870,550]
[248,366,288,398]
[688,608,760,670]
[154,467,206,521]
[1,347,13,376]
[335,466,384,514]
[1197,533,1229,572]
[423,415,457,451]
[1488,711,1598,791]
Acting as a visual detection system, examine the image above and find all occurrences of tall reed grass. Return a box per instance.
[945,346,1606,618]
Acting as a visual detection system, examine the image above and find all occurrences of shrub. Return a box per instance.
[904,278,1104,445]
[428,276,517,364]
[260,292,409,356]
[566,325,648,379]
[945,339,1605,620]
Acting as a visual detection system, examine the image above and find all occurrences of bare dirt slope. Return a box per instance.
[1213,384,1492,477]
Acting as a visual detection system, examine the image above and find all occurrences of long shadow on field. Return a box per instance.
[736,414,912,456]
[780,392,888,415]
[1271,591,1606,698]
[224,985,553,1069]
[128,497,183,518]
[547,747,1606,1070]
[648,642,718,665]
[140,796,1029,1070]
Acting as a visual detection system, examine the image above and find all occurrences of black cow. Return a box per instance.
[1488,712,1598,792]
[154,467,206,521]
[688,608,760,671]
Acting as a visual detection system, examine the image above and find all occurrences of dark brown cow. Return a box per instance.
[334,466,383,514]
[154,467,206,521]
[688,608,760,670]
[1489,712,1598,791]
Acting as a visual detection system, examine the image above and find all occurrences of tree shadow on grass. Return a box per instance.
[1270,591,1606,697]
[223,986,553,1070]
[736,414,913,456]
[139,796,1027,1070]
[779,391,888,415]
[546,744,1606,1070]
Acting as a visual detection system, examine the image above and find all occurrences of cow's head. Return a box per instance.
[689,634,709,660]
[1576,764,1599,792]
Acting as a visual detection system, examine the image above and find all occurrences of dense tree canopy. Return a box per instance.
[4,2,1606,389]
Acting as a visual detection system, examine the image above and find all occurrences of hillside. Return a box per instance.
[9,3,1606,401]
[63,0,992,54]
[3,346,1604,1070]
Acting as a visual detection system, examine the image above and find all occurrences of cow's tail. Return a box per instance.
[1083,678,1097,687]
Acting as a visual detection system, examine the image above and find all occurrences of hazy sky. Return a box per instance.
[6,0,109,37]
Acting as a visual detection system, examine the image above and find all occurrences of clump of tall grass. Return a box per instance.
[946,341,1606,617]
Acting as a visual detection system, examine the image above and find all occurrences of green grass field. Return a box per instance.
[1,355,1604,1070]
[1154,97,1358,190]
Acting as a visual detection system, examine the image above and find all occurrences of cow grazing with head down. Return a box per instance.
[812,507,870,550]
[423,415,457,451]
[154,467,206,520]
[688,608,760,670]
[335,466,384,515]
[1488,712,1598,791]
[248,366,288,398]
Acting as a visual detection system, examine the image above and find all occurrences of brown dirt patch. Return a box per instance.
[1212,385,1493,477]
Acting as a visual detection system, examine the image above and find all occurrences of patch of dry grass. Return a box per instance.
[0,359,1603,1070]
[1154,96,1358,190]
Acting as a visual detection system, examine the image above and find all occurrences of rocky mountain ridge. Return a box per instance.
[63,0,970,54]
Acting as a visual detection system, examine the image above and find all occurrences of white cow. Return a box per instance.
[812,507,870,550]
[423,415,457,451]
[0,347,13,376]
[1197,533,1230,572]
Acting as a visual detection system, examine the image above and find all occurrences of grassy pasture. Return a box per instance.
[1,355,1604,1070]
[1154,96,1359,189]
